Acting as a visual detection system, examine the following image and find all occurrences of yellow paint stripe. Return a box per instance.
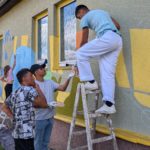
[50,36,54,71]
[56,91,70,102]
[130,29,150,92]
[2,82,6,100]
[21,35,28,46]
[49,35,60,71]
[116,51,130,88]
[134,92,150,108]
[13,36,18,54]
[55,114,150,146]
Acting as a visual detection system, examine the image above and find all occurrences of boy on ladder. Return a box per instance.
[74,5,123,114]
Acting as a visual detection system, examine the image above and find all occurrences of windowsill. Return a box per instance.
[54,59,77,70]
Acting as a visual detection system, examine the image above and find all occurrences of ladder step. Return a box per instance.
[89,113,102,118]
[85,89,101,95]
[71,136,113,150]
[92,135,113,144]
[71,145,88,150]
[73,129,94,136]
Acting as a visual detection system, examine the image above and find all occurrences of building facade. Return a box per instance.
[0,0,150,149]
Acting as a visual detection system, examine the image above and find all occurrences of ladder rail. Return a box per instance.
[81,83,93,150]
[67,84,81,150]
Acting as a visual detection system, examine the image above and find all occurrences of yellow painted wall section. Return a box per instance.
[49,35,59,71]
[21,35,28,46]
[130,29,150,93]
[13,36,18,54]
[116,51,130,88]
[134,92,150,108]
[130,29,150,108]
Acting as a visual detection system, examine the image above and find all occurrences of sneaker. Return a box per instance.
[84,81,98,90]
[95,104,116,114]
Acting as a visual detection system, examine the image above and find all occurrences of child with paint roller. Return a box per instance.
[0,55,16,98]
[30,59,75,150]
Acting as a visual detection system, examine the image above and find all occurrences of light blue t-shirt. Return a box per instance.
[35,80,59,120]
[80,9,120,38]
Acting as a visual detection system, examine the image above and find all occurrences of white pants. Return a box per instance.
[76,31,122,104]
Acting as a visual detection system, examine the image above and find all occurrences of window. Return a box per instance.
[34,11,48,60]
[0,36,3,67]
[59,1,76,62]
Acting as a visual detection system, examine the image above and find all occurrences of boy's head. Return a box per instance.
[17,68,35,86]
[30,59,47,78]
[75,5,89,19]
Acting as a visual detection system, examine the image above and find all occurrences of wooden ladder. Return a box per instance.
[67,83,119,150]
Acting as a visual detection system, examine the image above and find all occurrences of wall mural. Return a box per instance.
[0,31,35,100]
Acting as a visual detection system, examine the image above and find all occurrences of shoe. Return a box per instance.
[95,104,116,114]
[84,81,98,90]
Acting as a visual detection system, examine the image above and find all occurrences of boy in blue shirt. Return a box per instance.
[75,5,122,114]
[30,60,74,150]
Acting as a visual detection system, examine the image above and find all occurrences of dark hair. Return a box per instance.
[75,5,89,18]
[4,65,10,78]
[17,68,31,83]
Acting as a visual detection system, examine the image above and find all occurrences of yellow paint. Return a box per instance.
[49,36,59,71]
[55,114,150,146]
[13,36,17,54]
[34,10,48,55]
[116,51,130,88]
[130,29,150,93]
[49,35,70,71]
[2,82,6,101]
[21,35,28,46]
[130,29,150,108]
[56,91,70,103]
[134,92,150,108]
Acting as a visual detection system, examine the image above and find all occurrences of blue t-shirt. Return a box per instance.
[35,80,59,120]
[80,9,120,38]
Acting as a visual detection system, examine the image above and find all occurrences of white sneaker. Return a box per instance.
[84,81,98,90]
[95,104,116,114]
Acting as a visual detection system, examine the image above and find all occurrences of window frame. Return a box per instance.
[55,0,76,70]
[33,10,48,61]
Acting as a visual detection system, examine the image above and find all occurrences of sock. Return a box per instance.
[105,101,113,107]
[89,80,95,83]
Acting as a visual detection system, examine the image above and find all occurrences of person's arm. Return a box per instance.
[111,17,120,30]
[0,76,6,82]
[56,72,75,91]
[2,95,13,118]
[78,27,89,48]
[33,84,49,108]
[1,103,13,118]
[12,55,16,70]
[57,78,71,91]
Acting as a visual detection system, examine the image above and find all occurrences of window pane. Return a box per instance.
[38,16,48,60]
[0,39,2,67]
[60,1,76,61]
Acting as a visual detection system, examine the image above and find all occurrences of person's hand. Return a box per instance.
[67,71,75,80]
[35,84,41,93]
[48,101,64,107]
[72,66,79,76]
